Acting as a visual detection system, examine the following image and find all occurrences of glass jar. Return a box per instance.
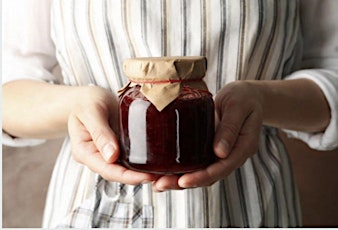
[118,56,215,174]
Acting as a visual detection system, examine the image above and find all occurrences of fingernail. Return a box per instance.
[216,139,230,158]
[102,142,116,162]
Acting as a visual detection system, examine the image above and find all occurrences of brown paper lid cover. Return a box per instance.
[119,56,209,111]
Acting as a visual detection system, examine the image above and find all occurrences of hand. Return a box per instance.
[152,81,263,191]
[68,86,158,185]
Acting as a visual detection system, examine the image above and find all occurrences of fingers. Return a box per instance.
[67,87,160,185]
[178,143,252,188]
[74,141,158,184]
[69,103,119,163]
[152,175,182,192]
[178,158,234,188]
[179,110,262,188]
[213,101,248,159]
[86,150,158,184]
[213,117,242,159]
[179,82,263,188]
[69,114,158,184]
[213,81,263,160]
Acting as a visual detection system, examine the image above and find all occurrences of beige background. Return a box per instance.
[2,138,63,228]
[2,133,338,228]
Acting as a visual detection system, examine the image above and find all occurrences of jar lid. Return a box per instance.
[123,56,207,81]
[119,56,209,111]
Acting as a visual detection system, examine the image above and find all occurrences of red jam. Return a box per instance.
[119,85,215,174]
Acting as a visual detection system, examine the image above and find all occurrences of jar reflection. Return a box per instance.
[119,86,215,174]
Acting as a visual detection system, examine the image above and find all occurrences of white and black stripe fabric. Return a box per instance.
[44,0,302,227]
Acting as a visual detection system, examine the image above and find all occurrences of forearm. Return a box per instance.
[3,80,89,139]
[248,79,331,133]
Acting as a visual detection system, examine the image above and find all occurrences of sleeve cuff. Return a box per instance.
[282,69,338,151]
[2,131,46,147]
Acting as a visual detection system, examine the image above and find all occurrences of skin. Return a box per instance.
[2,78,330,191]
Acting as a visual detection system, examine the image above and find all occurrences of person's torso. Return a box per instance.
[51,0,301,94]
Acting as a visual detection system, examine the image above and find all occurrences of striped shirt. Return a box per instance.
[42,0,303,228]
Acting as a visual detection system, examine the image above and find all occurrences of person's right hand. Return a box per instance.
[68,85,158,185]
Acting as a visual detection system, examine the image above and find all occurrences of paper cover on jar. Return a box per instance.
[118,56,209,111]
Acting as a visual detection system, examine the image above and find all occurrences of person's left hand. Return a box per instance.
[152,81,263,192]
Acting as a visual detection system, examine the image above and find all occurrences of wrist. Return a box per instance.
[246,79,330,132]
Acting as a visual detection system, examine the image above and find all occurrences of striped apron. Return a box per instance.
[44,0,302,227]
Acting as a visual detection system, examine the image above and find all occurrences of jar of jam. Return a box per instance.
[118,56,215,174]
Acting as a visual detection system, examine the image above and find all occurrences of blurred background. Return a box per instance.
[2,138,63,228]
[2,132,338,227]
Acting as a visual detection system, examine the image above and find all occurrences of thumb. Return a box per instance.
[101,140,119,163]
[213,109,246,159]
[213,123,237,159]
[77,105,120,163]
